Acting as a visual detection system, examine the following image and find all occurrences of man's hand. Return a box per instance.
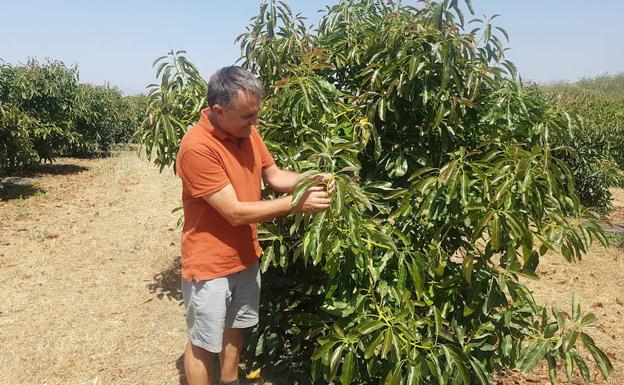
[294,185,332,213]
[309,173,335,195]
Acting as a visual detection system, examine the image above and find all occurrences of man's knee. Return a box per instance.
[187,340,213,361]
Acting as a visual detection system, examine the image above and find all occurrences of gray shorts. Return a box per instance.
[181,262,261,353]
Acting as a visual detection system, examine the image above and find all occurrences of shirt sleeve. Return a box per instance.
[254,129,275,169]
[177,149,230,198]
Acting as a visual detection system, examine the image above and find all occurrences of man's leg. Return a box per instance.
[220,262,260,384]
[218,327,245,383]
[184,341,213,385]
[182,275,232,385]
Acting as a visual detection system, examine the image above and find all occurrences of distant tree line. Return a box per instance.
[0,59,146,172]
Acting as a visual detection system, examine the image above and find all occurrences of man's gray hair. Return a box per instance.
[206,66,263,108]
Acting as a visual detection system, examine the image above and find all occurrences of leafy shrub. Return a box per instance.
[543,79,624,209]
[142,1,613,384]
[0,59,141,170]
[0,104,39,171]
[136,50,207,171]
[70,84,141,156]
[0,59,81,164]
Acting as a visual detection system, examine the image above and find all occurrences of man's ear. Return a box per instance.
[211,104,224,116]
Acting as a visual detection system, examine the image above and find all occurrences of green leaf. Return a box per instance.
[490,214,502,250]
[469,358,491,385]
[433,306,442,337]
[571,293,581,322]
[381,328,394,359]
[501,334,512,357]
[552,308,565,329]
[580,332,614,379]
[472,209,495,241]
[340,350,354,385]
[378,98,386,121]
[330,343,345,375]
[408,166,436,181]
[519,341,549,373]
[546,356,557,385]
[443,345,470,385]
[311,339,338,360]
[564,351,573,381]
[364,330,385,359]
[407,260,425,297]
[309,211,327,263]
[571,351,591,385]
[355,319,385,336]
[407,362,421,385]
[408,56,420,80]
[296,169,322,182]
[460,172,470,205]
[461,253,474,283]
[464,0,475,14]
[384,363,402,385]
[395,155,408,177]
[580,312,596,326]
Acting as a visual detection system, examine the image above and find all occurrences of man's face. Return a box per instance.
[212,91,260,138]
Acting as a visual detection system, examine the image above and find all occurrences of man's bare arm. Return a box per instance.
[203,183,330,227]
[262,164,300,193]
[262,164,335,194]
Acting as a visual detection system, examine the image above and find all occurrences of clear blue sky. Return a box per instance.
[1,1,622,95]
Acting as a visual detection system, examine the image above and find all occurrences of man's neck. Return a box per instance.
[207,111,246,146]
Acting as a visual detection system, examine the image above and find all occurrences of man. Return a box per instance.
[176,66,333,385]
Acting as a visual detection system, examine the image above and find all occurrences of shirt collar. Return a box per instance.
[198,108,230,141]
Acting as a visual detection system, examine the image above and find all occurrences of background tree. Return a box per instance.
[0,59,143,172]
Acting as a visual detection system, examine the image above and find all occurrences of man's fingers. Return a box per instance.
[308,205,331,213]
[307,185,325,192]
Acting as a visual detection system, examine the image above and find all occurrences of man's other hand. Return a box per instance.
[309,173,335,195]
[295,185,332,213]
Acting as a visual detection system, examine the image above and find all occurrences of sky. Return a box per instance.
[1,1,622,95]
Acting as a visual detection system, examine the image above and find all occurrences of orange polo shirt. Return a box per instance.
[176,108,275,281]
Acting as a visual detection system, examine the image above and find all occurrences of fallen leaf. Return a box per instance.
[246,368,262,380]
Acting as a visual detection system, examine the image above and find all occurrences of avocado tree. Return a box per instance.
[140,1,613,384]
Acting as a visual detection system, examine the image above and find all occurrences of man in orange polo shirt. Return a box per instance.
[176,66,333,385]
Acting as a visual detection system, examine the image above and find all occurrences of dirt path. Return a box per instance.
[0,153,622,385]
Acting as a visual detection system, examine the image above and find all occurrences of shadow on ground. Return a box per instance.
[30,163,89,176]
[0,182,45,201]
[0,162,89,201]
[148,257,183,303]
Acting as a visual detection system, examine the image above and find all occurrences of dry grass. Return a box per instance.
[0,153,622,385]
[0,152,184,385]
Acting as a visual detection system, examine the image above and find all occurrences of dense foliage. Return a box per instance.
[542,75,624,209]
[69,83,142,156]
[0,59,142,172]
[136,50,207,172]
[141,1,613,384]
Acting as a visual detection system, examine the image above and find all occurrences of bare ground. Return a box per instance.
[0,152,184,385]
[0,152,622,385]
